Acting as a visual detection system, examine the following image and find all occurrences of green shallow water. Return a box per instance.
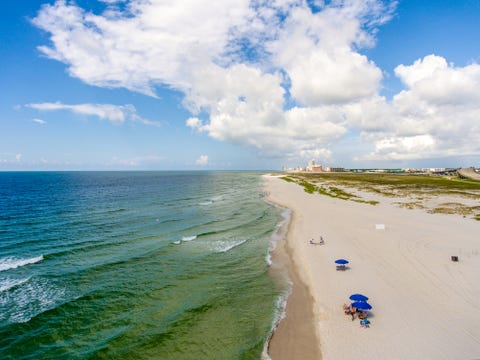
[0,171,287,359]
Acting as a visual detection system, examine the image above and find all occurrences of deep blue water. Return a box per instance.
[0,171,287,359]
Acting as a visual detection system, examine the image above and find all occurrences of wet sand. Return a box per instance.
[267,208,321,359]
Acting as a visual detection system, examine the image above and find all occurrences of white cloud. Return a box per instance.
[108,155,164,167]
[186,117,205,132]
[0,153,22,164]
[33,118,46,125]
[351,55,480,161]
[268,3,384,106]
[26,101,159,126]
[32,1,480,164]
[32,0,253,96]
[195,155,209,166]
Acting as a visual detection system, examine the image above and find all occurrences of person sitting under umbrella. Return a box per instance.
[358,311,368,320]
[343,303,356,320]
[335,259,349,270]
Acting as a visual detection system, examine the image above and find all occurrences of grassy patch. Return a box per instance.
[394,201,426,210]
[428,203,480,216]
[354,199,379,206]
[280,172,480,218]
[299,180,316,194]
[281,176,296,183]
[301,173,480,191]
[284,176,376,204]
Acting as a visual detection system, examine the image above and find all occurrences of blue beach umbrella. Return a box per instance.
[352,301,372,310]
[349,294,369,302]
[334,259,349,265]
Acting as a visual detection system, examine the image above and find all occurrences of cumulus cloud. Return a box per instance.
[26,101,159,126]
[32,0,253,96]
[195,155,209,166]
[352,55,480,161]
[32,0,480,164]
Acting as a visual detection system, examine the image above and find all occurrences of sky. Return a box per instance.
[1,0,480,170]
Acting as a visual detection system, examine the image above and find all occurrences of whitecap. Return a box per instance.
[0,277,30,292]
[172,240,181,245]
[181,235,197,242]
[199,196,222,206]
[214,239,247,253]
[0,277,67,324]
[0,255,44,272]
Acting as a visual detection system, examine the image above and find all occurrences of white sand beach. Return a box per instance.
[265,174,480,359]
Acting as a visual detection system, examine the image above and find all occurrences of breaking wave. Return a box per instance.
[0,255,44,272]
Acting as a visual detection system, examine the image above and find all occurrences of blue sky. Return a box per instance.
[1,0,479,170]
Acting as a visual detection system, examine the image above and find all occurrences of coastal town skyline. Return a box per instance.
[1,1,480,170]
[282,158,479,174]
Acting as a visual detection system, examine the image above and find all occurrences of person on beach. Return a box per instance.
[350,305,356,321]
[343,303,356,320]
[309,237,325,245]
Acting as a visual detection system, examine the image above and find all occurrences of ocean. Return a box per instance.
[0,171,289,359]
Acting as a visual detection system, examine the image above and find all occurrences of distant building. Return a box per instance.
[282,166,303,173]
[325,167,345,172]
[305,160,323,172]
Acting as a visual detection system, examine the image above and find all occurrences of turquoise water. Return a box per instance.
[0,172,287,359]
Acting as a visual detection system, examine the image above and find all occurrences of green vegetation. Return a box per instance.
[280,172,480,217]
[394,201,426,210]
[428,203,480,216]
[354,199,379,206]
[281,176,296,183]
[299,180,316,194]
[280,175,376,205]
[300,172,480,190]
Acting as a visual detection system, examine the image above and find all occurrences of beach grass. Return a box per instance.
[299,173,480,190]
[282,175,377,204]
[281,173,480,214]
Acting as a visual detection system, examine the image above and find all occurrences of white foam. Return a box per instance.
[266,208,291,265]
[182,235,197,242]
[199,196,223,206]
[0,255,44,272]
[0,278,67,324]
[262,286,292,360]
[172,240,182,245]
[214,239,247,253]
[0,277,30,292]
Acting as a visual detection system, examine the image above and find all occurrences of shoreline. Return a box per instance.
[266,206,322,360]
[263,174,480,359]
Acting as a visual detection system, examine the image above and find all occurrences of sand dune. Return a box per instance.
[265,174,480,359]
